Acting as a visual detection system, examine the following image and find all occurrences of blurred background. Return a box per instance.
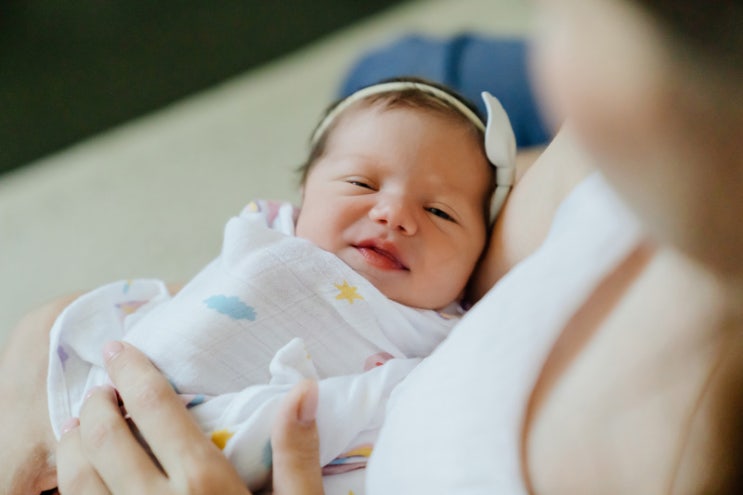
[0,0,534,344]
[0,0,405,176]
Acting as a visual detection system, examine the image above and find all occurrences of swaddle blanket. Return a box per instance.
[47,200,460,491]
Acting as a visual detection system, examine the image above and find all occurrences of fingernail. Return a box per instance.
[84,386,101,400]
[103,341,124,362]
[85,385,106,400]
[61,417,79,434]
[298,380,318,425]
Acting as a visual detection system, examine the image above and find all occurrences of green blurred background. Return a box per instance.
[0,1,405,176]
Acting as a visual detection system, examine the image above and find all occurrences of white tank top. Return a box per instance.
[367,173,642,493]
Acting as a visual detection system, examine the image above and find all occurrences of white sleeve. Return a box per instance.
[188,341,420,490]
[47,279,172,438]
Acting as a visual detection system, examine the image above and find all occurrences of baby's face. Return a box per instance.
[295,104,491,310]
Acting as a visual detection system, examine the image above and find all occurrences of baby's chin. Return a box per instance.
[379,286,461,312]
[342,255,463,310]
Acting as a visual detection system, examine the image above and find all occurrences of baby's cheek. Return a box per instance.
[434,261,472,304]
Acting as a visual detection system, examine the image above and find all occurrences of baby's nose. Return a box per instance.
[369,198,418,235]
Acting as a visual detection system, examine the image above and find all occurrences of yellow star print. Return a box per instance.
[210,429,234,450]
[335,281,363,304]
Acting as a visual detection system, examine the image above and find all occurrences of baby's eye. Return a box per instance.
[426,207,455,223]
[347,180,374,190]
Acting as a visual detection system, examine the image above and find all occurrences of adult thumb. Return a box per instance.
[270,380,324,495]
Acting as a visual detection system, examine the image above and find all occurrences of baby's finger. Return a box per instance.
[57,418,112,495]
[77,386,166,495]
[100,341,223,481]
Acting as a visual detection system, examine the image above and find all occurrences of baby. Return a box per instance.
[46,78,516,492]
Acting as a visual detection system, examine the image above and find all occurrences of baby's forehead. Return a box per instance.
[343,96,481,127]
[328,101,487,155]
[325,99,487,152]
[329,99,494,180]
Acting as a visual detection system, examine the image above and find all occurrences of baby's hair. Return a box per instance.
[297,77,488,187]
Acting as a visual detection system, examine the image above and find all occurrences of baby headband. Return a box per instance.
[311,81,516,222]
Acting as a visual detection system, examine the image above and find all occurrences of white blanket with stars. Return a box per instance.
[47,200,459,493]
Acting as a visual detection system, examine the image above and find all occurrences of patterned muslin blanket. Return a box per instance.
[47,200,460,492]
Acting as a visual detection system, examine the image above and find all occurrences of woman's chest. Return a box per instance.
[526,249,728,494]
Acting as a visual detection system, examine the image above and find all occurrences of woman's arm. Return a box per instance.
[469,127,595,300]
[0,294,80,494]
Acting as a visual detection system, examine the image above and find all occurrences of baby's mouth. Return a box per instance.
[353,244,409,271]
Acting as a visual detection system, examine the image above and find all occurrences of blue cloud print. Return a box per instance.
[203,295,257,321]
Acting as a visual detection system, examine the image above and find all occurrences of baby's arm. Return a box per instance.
[0,294,79,494]
[189,351,420,491]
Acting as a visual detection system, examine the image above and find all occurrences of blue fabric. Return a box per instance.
[339,34,551,148]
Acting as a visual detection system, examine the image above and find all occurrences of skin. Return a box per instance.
[469,130,592,300]
[296,102,492,310]
[530,0,743,279]
[519,0,743,493]
[0,295,79,495]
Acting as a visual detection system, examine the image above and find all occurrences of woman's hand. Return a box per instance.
[57,341,324,494]
[269,378,324,495]
[0,295,79,494]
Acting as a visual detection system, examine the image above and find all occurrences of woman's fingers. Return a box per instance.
[99,342,238,486]
[57,418,112,495]
[58,344,251,495]
[270,380,324,495]
[57,386,166,494]
[76,342,322,494]
[76,386,166,494]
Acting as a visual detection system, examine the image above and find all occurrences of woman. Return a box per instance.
[4,0,742,492]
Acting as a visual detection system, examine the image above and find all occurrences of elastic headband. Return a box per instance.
[310,81,485,146]
[482,91,517,222]
[311,81,516,222]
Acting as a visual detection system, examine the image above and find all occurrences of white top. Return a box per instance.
[367,173,643,493]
